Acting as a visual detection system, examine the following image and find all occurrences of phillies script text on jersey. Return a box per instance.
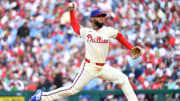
[87,34,108,43]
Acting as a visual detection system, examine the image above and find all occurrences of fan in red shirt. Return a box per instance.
[151,77,161,89]
[143,63,156,76]
[142,46,154,66]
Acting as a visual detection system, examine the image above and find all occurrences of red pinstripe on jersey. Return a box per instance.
[42,62,86,96]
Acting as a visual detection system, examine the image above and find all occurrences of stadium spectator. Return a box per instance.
[0,80,3,90]
[3,71,24,91]
[17,22,30,39]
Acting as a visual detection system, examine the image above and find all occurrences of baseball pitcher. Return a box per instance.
[30,2,142,101]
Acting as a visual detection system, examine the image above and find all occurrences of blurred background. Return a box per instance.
[0,0,180,101]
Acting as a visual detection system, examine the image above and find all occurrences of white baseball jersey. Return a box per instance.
[80,26,118,63]
[39,12,138,101]
[40,26,138,101]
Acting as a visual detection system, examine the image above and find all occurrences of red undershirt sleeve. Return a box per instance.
[115,33,133,50]
[70,11,81,35]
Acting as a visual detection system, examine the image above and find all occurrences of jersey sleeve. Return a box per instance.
[116,33,133,50]
[80,27,88,39]
[107,27,118,38]
[70,11,80,35]
[106,27,133,50]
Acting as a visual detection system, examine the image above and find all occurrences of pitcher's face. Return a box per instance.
[91,15,104,23]
[91,15,105,29]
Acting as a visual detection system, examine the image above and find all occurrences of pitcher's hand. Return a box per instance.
[68,2,74,12]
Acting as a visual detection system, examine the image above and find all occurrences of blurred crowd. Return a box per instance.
[0,0,180,101]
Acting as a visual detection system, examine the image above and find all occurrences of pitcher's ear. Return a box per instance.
[90,17,93,22]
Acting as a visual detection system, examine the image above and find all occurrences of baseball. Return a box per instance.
[68,2,74,8]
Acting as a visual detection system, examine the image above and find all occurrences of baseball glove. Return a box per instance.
[130,46,143,59]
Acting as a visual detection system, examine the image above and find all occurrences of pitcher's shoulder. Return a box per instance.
[102,26,116,30]
[102,26,117,32]
[80,27,93,32]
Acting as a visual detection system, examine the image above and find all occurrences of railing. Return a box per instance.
[0,89,179,101]
[68,89,180,101]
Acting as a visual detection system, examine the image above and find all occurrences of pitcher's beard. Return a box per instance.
[94,20,104,29]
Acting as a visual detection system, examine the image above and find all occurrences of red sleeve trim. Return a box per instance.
[70,11,80,35]
[115,33,133,50]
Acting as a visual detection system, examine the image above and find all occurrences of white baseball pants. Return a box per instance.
[41,60,138,101]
